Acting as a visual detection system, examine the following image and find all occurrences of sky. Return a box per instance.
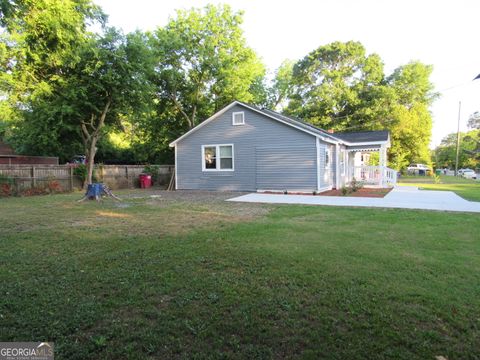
[95,0,480,148]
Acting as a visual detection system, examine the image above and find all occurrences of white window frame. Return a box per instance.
[232,111,245,126]
[340,149,346,176]
[325,148,330,169]
[201,144,234,172]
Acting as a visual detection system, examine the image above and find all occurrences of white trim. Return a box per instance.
[201,144,234,172]
[316,138,321,191]
[170,102,239,147]
[174,144,178,190]
[317,185,333,193]
[232,111,245,126]
[169,101,339,147]
[168,100,390,148]
[344,140,389,146]
[325,148,330,169]
[335,144,340,189]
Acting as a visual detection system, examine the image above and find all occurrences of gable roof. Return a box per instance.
[169,101,389,147]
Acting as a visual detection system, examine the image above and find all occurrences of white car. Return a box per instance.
[459,169,477,179]
[407,164,431,174]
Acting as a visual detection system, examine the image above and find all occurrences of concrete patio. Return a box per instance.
[227,186,480,213]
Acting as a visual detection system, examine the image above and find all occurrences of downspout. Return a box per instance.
[174,144,178,190]
[316,137,321,191]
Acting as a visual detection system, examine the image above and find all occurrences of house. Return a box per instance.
[0,140,59,165]
[169,101,397,192]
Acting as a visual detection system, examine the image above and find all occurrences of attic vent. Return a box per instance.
[232,112,245,126]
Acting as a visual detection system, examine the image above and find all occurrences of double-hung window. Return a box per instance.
[202,144,234,171]
[325,148,330,169]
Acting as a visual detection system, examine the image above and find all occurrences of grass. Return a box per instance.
[399,175,480,201]
[1,191,480,359]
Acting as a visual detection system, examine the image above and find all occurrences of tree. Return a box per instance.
[0,0,105,100]
[52,29,154,184]
[434,130,480,169]
[265,60,295,110]
[283,41,436,170]
[0,0,105,156]
[150,4,265,131]
[386,62,437,169]
[286,41,386,130]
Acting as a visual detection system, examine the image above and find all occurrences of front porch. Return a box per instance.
[348,165,398,187]
[344,144,397,187]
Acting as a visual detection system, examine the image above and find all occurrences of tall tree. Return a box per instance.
[266,60,295,110]
[286,41,386,130]
[150,4,265,131]
[0,0,105,155]
[386,62,437,169]
[283,41,436,169]
[21,29,154,184]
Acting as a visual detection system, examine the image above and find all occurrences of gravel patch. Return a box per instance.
[117,189,272,218]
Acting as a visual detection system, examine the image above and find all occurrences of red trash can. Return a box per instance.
[139,173,152,188]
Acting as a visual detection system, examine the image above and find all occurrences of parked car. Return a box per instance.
[459,169,477,179]
[407,163,431,175]
[69,155,86,165]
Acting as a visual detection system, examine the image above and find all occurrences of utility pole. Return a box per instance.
[454,101,461,176]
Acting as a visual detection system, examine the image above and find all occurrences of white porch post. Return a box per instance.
[379,144,387,187]
[316,137,321,191]
[335,144,340,189]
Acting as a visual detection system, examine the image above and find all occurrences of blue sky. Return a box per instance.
[95,0,480,147]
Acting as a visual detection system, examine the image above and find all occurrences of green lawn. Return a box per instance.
[399,175,480,201]
[1,191,480,359]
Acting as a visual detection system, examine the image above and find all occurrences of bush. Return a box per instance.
[350,177,364,192]
[143,165,160,185]
[341,186,349,196]
[0,175,14,197]
[73,164,97,185]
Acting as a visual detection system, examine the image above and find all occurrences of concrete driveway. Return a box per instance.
[227,186,480,213]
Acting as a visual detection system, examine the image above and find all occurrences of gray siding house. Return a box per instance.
[170,101,396,192]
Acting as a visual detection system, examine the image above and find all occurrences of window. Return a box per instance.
[202,144,234,171]
[232,112,245,125]
[325,148,330,169]
[204,146,216,169]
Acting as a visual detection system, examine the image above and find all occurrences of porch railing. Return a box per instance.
[349,166,397,186]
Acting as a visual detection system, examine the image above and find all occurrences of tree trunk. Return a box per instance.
[86,137,98,185]
[80,99,111,186]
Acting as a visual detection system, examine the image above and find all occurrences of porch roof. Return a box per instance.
[334,130,389,143]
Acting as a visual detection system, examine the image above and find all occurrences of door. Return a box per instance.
[323,145,334,188]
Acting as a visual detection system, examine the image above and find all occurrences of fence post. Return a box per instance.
[32,166,36,188]
[14,177,19,195]
[125,166,129,187]
[70,166,74,192]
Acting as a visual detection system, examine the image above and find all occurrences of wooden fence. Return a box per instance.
[0,164,174,193]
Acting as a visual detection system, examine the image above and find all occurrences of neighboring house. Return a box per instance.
[0,140,58,165]
[170,101,397,192]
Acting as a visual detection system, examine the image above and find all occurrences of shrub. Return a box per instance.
[73,164,97,186]
[143,165,160,185]
[47,180,62,193]
[0,175,14,197]
[350,177,364,192]
[341,186,349,196]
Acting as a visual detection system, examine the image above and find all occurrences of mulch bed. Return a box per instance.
[319,187,393,198]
